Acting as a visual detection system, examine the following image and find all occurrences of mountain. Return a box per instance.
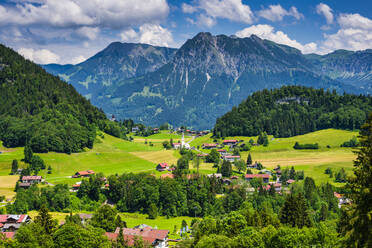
[42,42,177,99]
[305,49,372,90]
[44,33,370,129]
[0,44,108,153]
[214,86,372,138]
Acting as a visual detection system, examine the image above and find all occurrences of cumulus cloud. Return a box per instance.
[0,0,169,29]
[182,0,253,27]
[316,3,334,24]
[182,3,197,14]
[319,13,372,53]
[258,5,303,22]
[70,55,86,65]
[18,48,60,64]
[236,24,317,54]
[197,14,217,28]
[120,24,174,47]
[75,27,100,40]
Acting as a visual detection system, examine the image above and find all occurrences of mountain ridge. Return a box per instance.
[42,33,372,129]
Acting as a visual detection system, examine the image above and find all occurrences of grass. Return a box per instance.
[0,175,18,199]
[0,129,358,192]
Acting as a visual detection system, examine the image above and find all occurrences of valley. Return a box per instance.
[0,128,357,198]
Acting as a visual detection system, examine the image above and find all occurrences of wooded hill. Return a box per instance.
[0,44,108,153]
[214,86,372,138]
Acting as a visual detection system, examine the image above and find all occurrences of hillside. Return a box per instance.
[214,86,372,137]
[0,44,107,153]
[43,33,372,129]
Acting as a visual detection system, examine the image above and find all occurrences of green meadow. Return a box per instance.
[0,129,359,198]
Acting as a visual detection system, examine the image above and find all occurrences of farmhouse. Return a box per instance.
[172,143,181,149]
[207,173,222,179]
[223,140,238,146]
[217,149,227,155]
[202,143,217,149]
[156,163,169,171]
[106,226,169,248]
[334,192,350,208]
[72,183,81,191]
[247,162,259,169]
[18,182,31,189]
[153,128,159,133]
[196,153,208,158]
[73,170,95,178]
[223,155,241,162]
[21,176,42,184]
[245,174,270,183]
[0,215,31,232]
[132,126,140,133]
[286,179,295,185]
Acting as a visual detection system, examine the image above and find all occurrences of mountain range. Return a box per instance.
[42,32,372,129]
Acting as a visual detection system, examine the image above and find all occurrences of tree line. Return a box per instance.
[214,86,372,138]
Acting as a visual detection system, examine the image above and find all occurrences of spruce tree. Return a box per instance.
[35,205,56,235]
[339,114,372,247]
[24,144,33,163]
[11,159,18,175]
[247,153,252,165]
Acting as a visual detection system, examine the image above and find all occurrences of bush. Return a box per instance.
[293,142,319,149]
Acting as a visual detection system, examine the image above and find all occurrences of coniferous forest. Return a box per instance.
[214,86,372,138]
[0,44,110,153]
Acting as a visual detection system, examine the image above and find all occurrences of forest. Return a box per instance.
[214,86,372,138]
[0,44,123,153]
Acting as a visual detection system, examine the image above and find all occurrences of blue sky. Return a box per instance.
[0,0,371,64]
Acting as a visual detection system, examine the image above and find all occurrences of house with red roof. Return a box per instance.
[160,173,174,179]
[223,140,238,146]
[202,143,217,149]
[73,170,95,178]
[245,174,270,183]
[172,143,181,149]
[105,226,169,247]
[286,179,296,185]
[217,149,227,155]
[156,163,169,172]
[21,176,42,184]
[0,215,31,232]
[223,155,241,163]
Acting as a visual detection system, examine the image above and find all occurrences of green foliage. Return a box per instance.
[24,144,33,163]
[335,168,347,183]
[293,142,319,149]
[206,149,220,164]
[10,159,18,174]
[148,203,158,219]
[35,205,57,235]
[30,155,45,174]
[0,44,107,153]
[214,86,372,138]
[162,140,172,149]
[246,153,252,165]
[221,160,232,177]
[90,205,118,232]
[340,136,359,147]
[279,194,312,228]
[234,160,246,174]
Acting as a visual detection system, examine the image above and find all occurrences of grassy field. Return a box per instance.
[0,129,358,198]
[191,129,358,185]
[28,210,194,239]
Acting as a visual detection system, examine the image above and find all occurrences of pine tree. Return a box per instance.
[280,194,312,228]
[24,144,33,163]
[35,205,56,235]
[339,114,372,247]
[247,153,252,165]
[221,160,232,177]
[11,159,18,175]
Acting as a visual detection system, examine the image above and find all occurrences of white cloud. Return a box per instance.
[319,13,372,53]
[258,5,303,22]
[120,24,174,47]
[70,55,86,64]
[236,24,317,54]
[183,0,254,26]
[182,3,197,14]
[197,14,217,28]
[18,48,60,64]
[76,27,99,40]
[316,3,333,24]
[200,0,254,24]
[0,0,169,29]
